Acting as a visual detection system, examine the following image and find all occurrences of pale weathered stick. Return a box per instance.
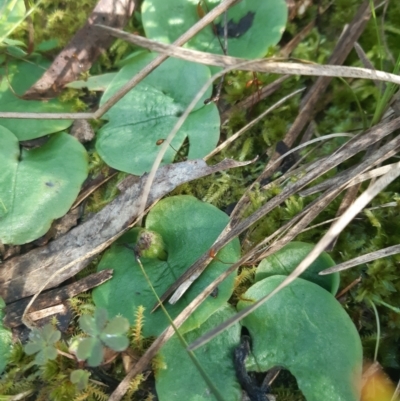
[162,116,400,305]
[95,24,400,86]
[320,244,400,275]
[188,161,400,351]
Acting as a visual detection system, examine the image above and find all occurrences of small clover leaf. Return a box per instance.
[24,324,61,365]
[77,308,129,367]
[100,316,130,351]
[70,369,91,392]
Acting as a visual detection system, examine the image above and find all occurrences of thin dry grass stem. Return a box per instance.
[335,276,362,299]
[300,140,400,197]
[92,0,240,120]
[188,161,400,351]
[354,42,384,90]
[252,0,372,198]
[229,132,354,224]
[95,25,400,87]
[204,87,306,161]
[135,57,260,226]
[251,186,344,263]
[161,116,400,306]
[321,244,400,275]
[220,75,290,123]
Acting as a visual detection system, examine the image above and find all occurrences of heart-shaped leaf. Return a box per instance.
[237,276,363,401]
[142,0,287,65]
[0,128,88,245]
[96,53,220,175]
[0,61,73,140]
[255,241,340,294]
[155,305,242,401]
[93,195,240,337]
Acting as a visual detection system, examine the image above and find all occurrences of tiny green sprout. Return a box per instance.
[24,323,61,365]
[77,307,129,367]
[70,369,91,391]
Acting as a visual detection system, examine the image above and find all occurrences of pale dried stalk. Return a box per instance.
[188,161,400,350]
[204,87,306,160]
[321,244,400,274]
[94,25,400,86]
[165,117,400,305]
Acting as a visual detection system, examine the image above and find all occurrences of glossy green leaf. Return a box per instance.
[237,276,363,401]
[93,195,240,337]
[156,305,242,401]
[142,0,287,68]
[0,129,88,245]
[0,61,73,140]
[255,241,340,295]
[96,53,220,175]
[0,297,12,374]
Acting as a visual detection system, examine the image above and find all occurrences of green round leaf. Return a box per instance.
[142,0,287,65]
[0,61,73,140]
[100,316,130,352]
[100,333,129,352]
[24,341,42,355]
[0,297,12,374]
[255,242,340,295]
[237,276,363,401]
[79,315,98,337]
[42,324,61,343]
[156,305,242,401]
[93,195,240,337]
[77,337,103,366]
[0,129,88,245]
[42,344,58,362]
[86,340,104,367]
[94,308,108,332]
[70,369,90,392]
[103,316,130,336]
[96,53,220,175]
